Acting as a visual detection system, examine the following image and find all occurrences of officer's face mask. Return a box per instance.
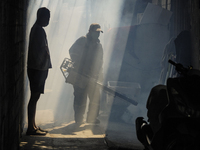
[91,31,100,39]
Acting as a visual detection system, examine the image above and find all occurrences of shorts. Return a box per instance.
[27,68,48,94]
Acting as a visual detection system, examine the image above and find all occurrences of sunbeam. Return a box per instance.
[24,0,172,148]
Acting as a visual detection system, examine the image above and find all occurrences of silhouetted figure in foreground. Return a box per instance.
[26,7,52,135]
[146,85,168,134]
[68,23,104,126]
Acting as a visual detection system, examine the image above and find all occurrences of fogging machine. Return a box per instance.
[60,58,138,106]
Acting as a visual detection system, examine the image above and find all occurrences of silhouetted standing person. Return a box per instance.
[26,7,52,135]
[69,23,103,125]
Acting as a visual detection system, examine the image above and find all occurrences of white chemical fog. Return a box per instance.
[24,0,172,148]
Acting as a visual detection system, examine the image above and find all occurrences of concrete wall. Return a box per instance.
[0,0,28,150]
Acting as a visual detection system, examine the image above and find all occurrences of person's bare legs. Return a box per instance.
[27,92,40,132]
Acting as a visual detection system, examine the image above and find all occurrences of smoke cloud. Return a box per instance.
[24,0,171,148]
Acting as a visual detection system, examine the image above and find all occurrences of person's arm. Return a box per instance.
[34,27,51,69]
[69,37,86,67]
[97,44,104,82]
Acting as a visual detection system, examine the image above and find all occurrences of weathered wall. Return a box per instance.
[154,0,200,69]
[189,0,200,69]
[0,0,28,150]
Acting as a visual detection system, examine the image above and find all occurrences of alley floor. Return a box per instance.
[20,121,108,150]
[19,119,143,150]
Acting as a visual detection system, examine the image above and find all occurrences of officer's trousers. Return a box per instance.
[73,82,101,123]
